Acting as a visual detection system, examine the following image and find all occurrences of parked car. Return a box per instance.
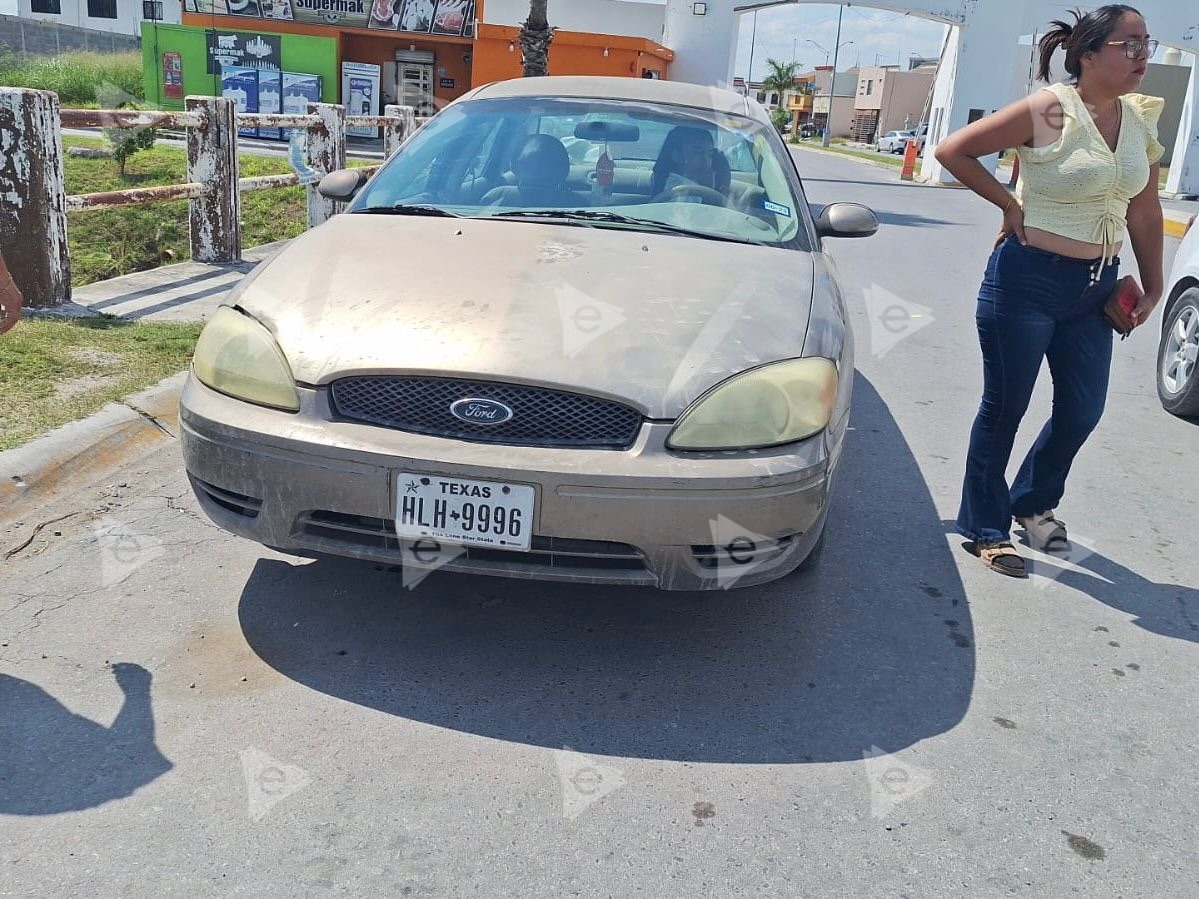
[180,76,878,590]
[876,130,916,154]
[912,122,930,155]
[1158,213,1199,417]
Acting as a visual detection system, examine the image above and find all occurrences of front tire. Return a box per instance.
[1157,288,1199,417]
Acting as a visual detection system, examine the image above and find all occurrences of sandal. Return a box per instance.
[1014,511,1069,553]
[969,541,1028,579]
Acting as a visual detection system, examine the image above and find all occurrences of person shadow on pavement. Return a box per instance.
[0,663,172,815]
[1017,538,1199,645]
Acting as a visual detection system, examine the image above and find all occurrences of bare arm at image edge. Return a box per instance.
[0,251,24,335]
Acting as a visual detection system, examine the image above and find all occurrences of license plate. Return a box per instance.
[394,473,534,551]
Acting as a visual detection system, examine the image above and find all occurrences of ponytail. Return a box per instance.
[1036,18,1075,83]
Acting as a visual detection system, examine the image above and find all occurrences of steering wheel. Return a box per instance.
[655,183,727,207]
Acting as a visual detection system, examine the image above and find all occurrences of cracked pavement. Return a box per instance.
[1,149,1197,897]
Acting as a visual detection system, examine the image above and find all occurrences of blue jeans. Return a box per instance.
[956,235,1118,545]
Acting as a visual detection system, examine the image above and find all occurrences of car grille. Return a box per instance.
[329,376,643,449]
[298,510,648,573]
[190,476,262,519]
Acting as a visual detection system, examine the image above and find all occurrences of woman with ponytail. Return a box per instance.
[935,5,1165,578]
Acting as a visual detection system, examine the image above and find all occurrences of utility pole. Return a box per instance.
[745,11,759,94]
[823,4,844,147]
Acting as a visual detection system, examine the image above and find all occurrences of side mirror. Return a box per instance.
[318,168,368,202]
[815,202,879,239]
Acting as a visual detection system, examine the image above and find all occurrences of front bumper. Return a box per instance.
[179,375,839,591]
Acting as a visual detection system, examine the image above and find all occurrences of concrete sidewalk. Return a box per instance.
[57,240,291,323]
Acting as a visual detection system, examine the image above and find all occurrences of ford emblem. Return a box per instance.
[450,398,514,426]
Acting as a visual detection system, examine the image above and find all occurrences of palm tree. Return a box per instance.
[519,0,555,77]
[761,58,801,134]
[761,58,800,100]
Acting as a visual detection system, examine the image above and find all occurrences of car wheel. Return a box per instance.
[1158,288,1199,417]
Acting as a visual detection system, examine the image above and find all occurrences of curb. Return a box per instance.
[791,142,907,174]
[0,371,187,531]
[1165,216,1191,239]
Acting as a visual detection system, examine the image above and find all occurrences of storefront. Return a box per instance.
[142,1,673,125]
[141,21,338,111]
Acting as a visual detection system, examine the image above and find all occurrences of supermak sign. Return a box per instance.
[291,0,370,26]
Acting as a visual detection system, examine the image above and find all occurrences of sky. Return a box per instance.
[732,3,949,82]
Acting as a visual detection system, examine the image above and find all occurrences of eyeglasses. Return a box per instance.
[1105,39,1159,59]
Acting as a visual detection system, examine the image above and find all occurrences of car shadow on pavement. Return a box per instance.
[236,374,975,764]
[868,210,960,229]
[0,663,172,815]
[804,203,956,230]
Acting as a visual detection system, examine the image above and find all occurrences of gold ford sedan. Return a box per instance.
[180,76,877,590]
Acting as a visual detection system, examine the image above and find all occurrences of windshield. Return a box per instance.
[352,97,811,249]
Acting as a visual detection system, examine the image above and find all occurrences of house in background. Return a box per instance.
[810,65,858,138]
[12,0,180,35]
[851,63,935,144]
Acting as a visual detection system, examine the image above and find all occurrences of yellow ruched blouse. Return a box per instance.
[1015,81,1165,262]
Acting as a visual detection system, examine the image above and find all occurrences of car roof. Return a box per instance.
[464,76,763,122]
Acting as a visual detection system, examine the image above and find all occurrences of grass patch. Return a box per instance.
[0,316,202,451]
[0,50,143,104]
[795,140,905,168]
[64,135,309,286]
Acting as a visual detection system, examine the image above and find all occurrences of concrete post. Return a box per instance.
[307,102,347,227]
[0,88,71,309]
[662,0,740,87]
[1164,53,1198,199]
[919,3,1028,185]
[186,96,240,264]
[383,104,416,158]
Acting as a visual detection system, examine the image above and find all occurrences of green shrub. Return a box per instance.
[0,49,143,105]
[771,107,790,135]
[104,122,158,176]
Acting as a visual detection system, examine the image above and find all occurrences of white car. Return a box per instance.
[876,130,915,154]
[1159,213,1199,417]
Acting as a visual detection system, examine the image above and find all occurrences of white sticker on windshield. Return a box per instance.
[763,200,792,218]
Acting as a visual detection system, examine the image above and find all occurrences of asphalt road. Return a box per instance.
[2,148,1197,897]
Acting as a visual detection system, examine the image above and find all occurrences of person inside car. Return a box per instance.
[651,126,731,205]
[482,134,584,208]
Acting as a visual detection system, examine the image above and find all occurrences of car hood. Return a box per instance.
[237,214,817,418]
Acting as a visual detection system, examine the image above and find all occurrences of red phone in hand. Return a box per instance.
[1105,275,1143,339]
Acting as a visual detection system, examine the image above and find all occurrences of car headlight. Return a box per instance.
[666,357,838,451]
[192,306,300,412]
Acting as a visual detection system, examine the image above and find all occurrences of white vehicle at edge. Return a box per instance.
[875,130,915,154]
[1159,213,1199,417]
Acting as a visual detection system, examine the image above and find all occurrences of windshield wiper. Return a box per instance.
[357,203,462,217]
[486,209,767,245]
